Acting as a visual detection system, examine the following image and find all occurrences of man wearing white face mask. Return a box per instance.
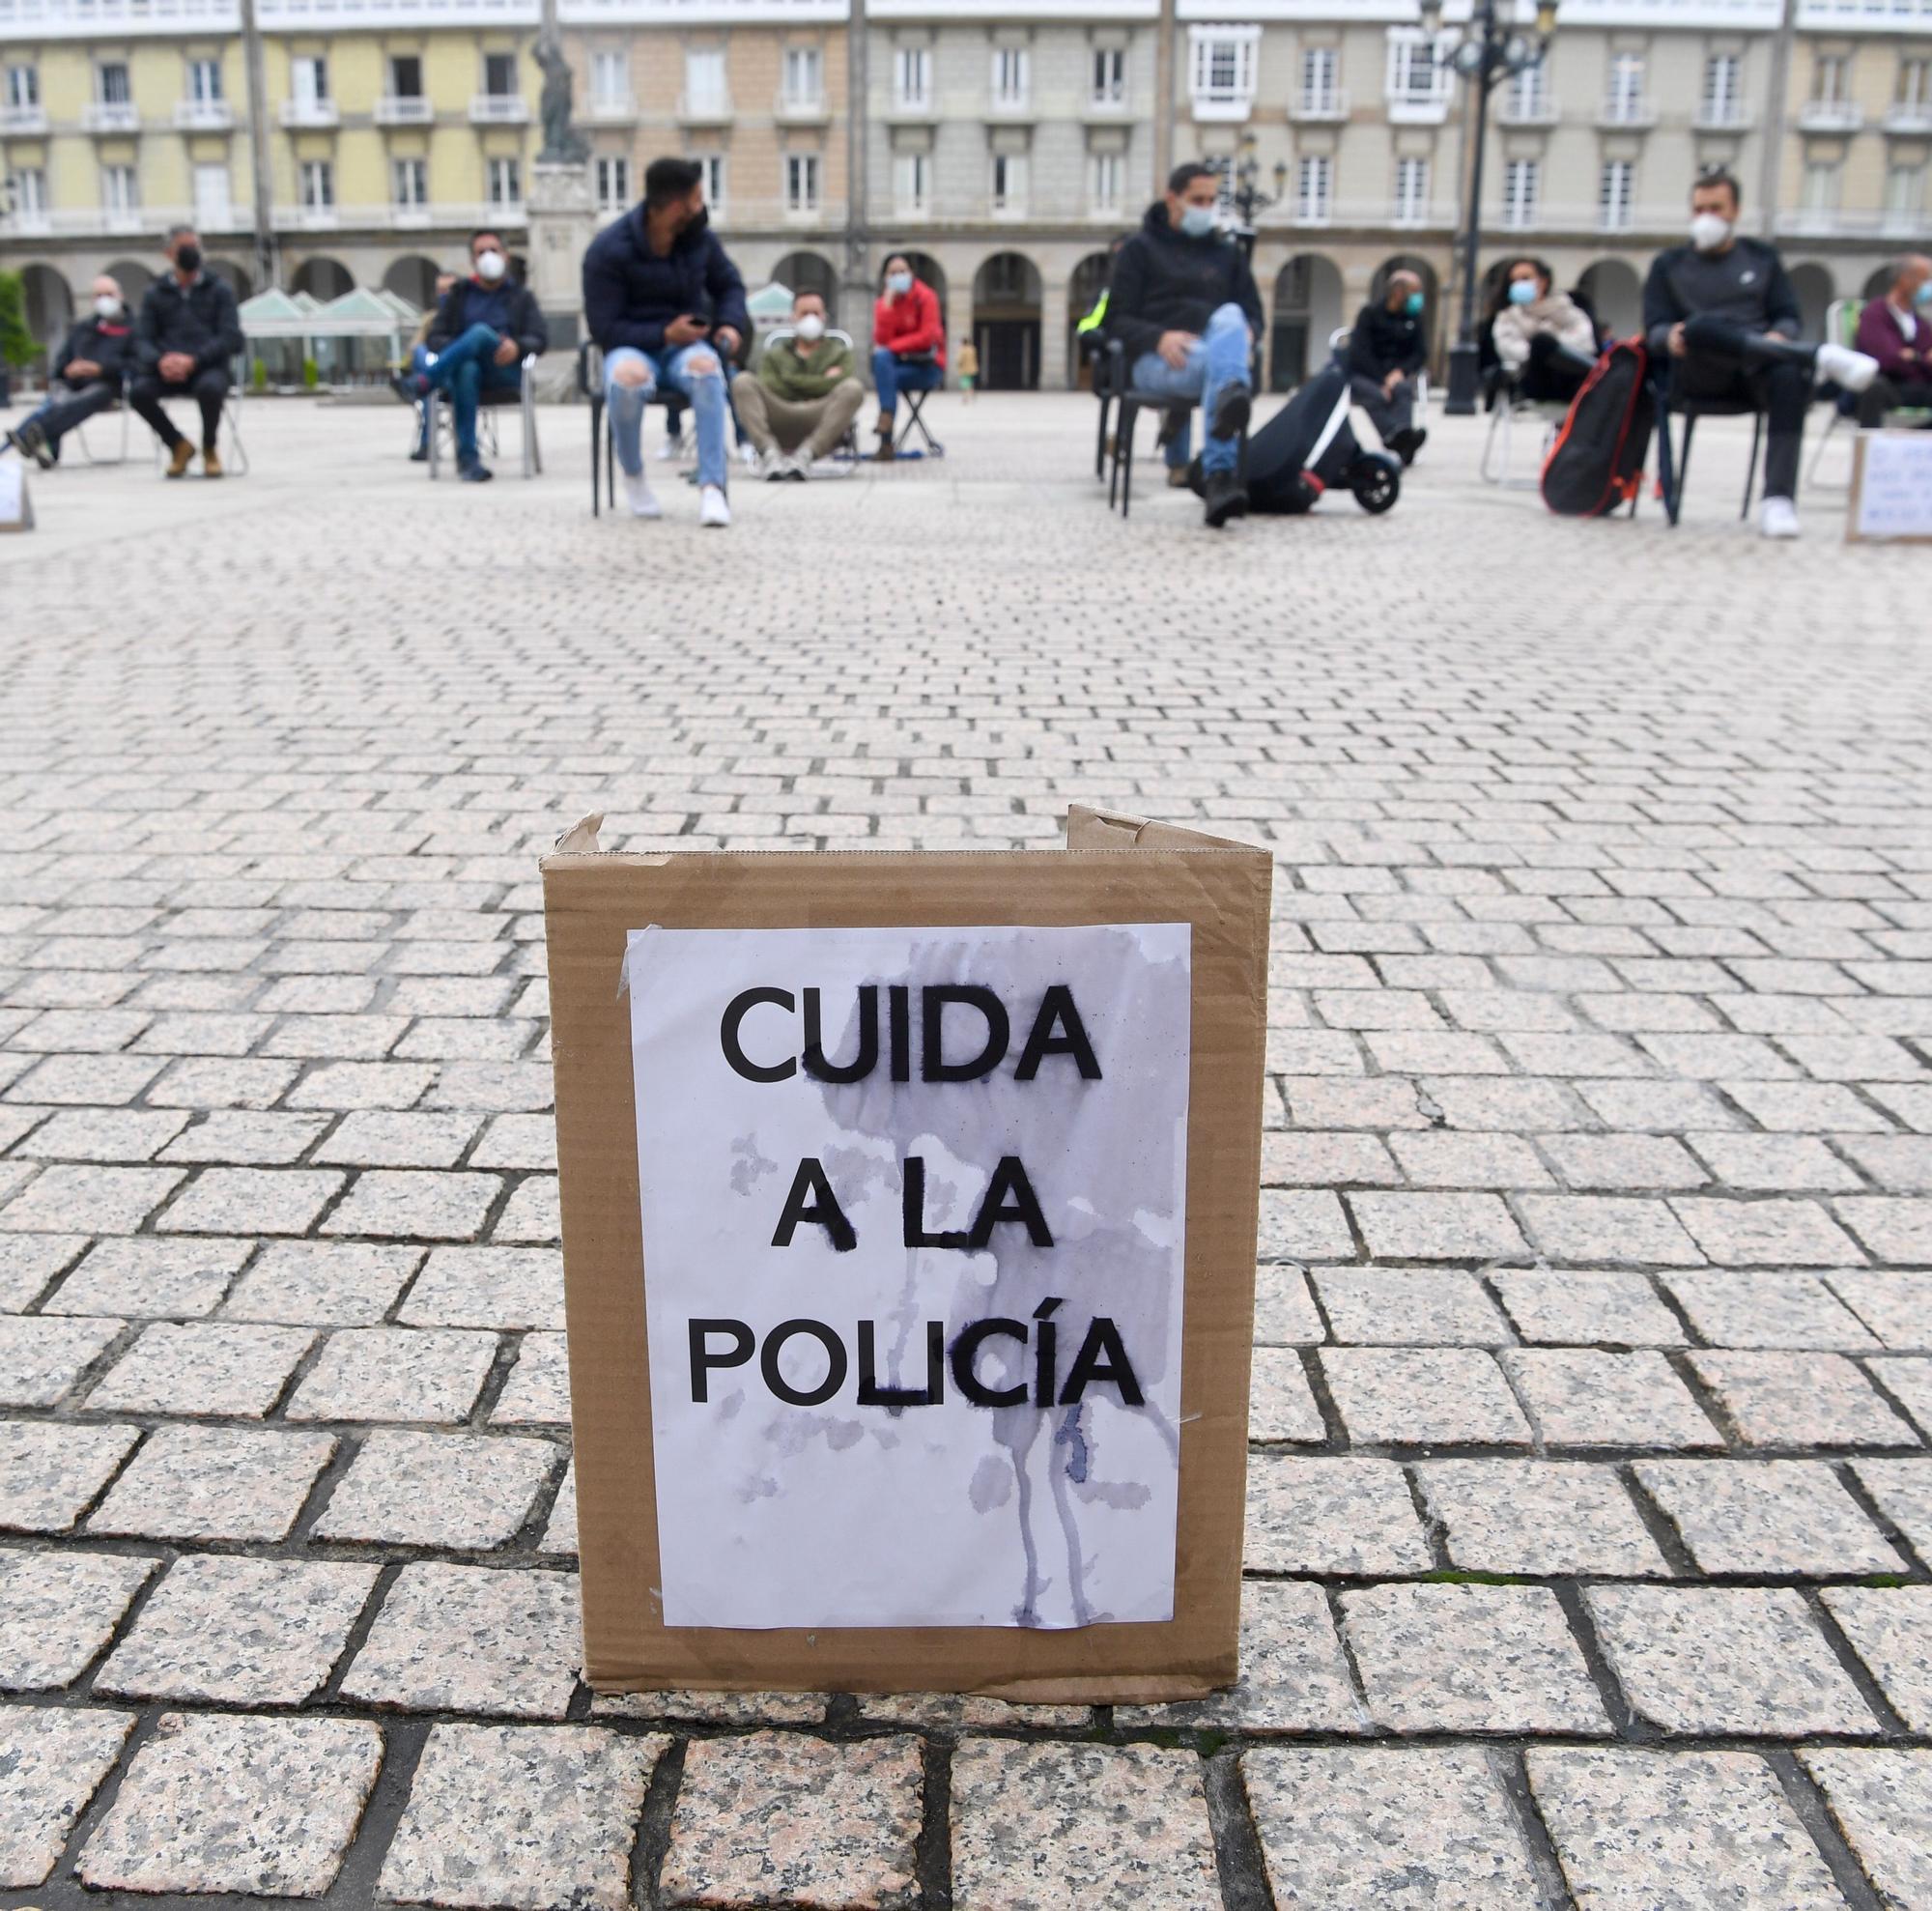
[5,275,132,469]
[733,290,864,478]
[1643,169,1876,538]
[421,229,550,482]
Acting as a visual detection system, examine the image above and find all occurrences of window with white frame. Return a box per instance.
[894,150,929,214]
[1296,153,1331,222]
[1599,157,1634,230]
[1605,50,1644,122]
[1813,51,1850,102]
[594,154,630,210]
[1900,56,1929,107]
[292,54,329,106]
[991,151,1028,214]
[187,57,222,102]
[488,155,521,208]
[1507,58,1548,117]
[992,46,1030,109]
[590,49,628,105]
[1385,33,1443,109]
[785,152,819,213]
[1502,157,1538,227]
[1300,45,1339,112]
[895,45,930,109]
[1394,153,1428,223]
[5,64,38,109]
[1701,53,1742,124]
[1190,28,1258,115]
[194,160,229,226]
[1090,149,1122,214]
[299,157,332,210]
[98,61,130,104]
[392,156,427,209]
[782,46,821,107]
[8,165,46,218]
[1886,161,1924,217]
[1092,46,1124,106]
[697,153,724,214]
[103,162,138,215]
[1802,157,1840,211]
[685,47,726,113]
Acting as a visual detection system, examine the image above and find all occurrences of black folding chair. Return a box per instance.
[1101,339,1250,519]
[893,350,945,458]
[579,339,702,516]
[1654,386,1767,528]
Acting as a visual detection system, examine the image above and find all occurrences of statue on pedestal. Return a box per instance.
[534,25,589,164]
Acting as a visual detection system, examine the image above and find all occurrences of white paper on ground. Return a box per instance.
[626,922,1191,1630]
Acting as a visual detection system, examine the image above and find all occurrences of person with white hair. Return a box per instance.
[4,273,134,468]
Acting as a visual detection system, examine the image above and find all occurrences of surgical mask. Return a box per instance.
[1690,212,1732,254]
[1916,283,1932,308]
[94,295,121,319]
[682,207,709,236]
[475,249,506,282]
[886,271,912,296]
[174,243,201,274]
[1404,291,1424,316]
[1507,280,1537,307]
[1179,204,1217,239]
[795,312,825,342]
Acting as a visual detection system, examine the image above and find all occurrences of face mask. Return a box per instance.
[94,295,121,319]
[174,243,202,274]
[795,312,825,342]
[475,249,506,282]
[1404,292,1424,316]
[1507,280,1538,307]
[887,271,912,296]
[682,206,709,236]
[1690,212,1732,253]
[1916,283,1932,308]
[1179,204,1217,239]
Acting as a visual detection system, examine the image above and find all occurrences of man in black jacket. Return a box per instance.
[1106,162,1264,528]
[5,273,133,468]
[582,155,750,528]
[131,226,243,478]
[419,228,550,483]
[1645,169,1876,539]
[1347,271,1429,465]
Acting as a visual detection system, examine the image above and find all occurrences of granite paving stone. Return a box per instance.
[1658,1269,1881,1351]
[218,1240,425,1325]
[1871,1355,1932,1438]
[398,1246,565,1329]
[0,1233,83,1311]
[1820,1587,1932,1731]
[1344,1191,1530,1262]
[1634,1460,1906,1575]
[0,1418,139,1531]
[1668,1197,1866,1268]
[1255,1189,1353,1262]
[155,1166,345,1236]
[314,1429,557,1548]
[1244,1455,1431,1573]
[286,1326,497,1423]
[1517,1195,1707,1266]
[1502,1349,1723,1449]
[490,1329,571,1424]
[0,1549,156,1689]
[665,1731,923,1910]
[1322,1348,1533,1446]
[951,1739,1218,1911]
[0,1312,124,1406]
[87,1425,337,1542]
[321,1169,502,1241]
[76,1711,384,1897]
[1799,1750,1932,1910]
[84,1320,315,1416]
[1852,1459,1932,1562]
[1689,1353,1920,1449]
[41,1236,252,1318]
[1488,1268,1688,1347]
[1252,1263,1323,1344]
[0,1707,136,1889]
[0,1164,184,1234]
[1311,1267,1512,1345]
[1826,1270,1932,1351]
[1417,1459,1670,1577]
[1247,1345,1326,1441]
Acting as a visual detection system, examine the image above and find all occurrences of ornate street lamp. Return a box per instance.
[1420,0,1559,414]
[1208,133,1291,263]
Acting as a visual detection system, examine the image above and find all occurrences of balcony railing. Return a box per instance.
[1798,99,1864,130]
[174,98,234,128]
[675,89,731,122]
[1191,89,1255,122]
[584,93,639,121]
[101,206,143,232]
[294,204,339,228]
[1494,92,1558,125]
[468,93,528,123]
[1597,97,1656,128]
[0,103,48,132]
[1693,100,1753,129]
[1884,101,1932,131]
[6,209,53,235]
[375,94,434,124]
[1288,86,1349,122]
[774,89,828,122]
[280,98,340,127]
[80,100,141,131]
[1385,91,1449,124]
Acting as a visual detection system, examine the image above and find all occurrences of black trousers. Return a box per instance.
[129,366,230,450]
[1350,372,1416,442]
[1518,332,1589,405]
[1667,316,1809,500]
[1859,374,1932,429]
[29,379,122,454]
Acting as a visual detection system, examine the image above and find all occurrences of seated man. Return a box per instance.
[582,155,748,528]
[421,232,548,484]
[1853,254,1932,428]
[733,290,863,479]
[130,226,242,479]
[870,254,945,459]
[1105,161,1263,528]
[5,274,133,468]
[1645,168,1875,538]
[1347,271,1429,465]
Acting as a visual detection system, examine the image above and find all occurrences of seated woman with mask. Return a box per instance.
[1489,257,1600,405]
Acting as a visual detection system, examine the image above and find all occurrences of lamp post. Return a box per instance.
[1208,132,1290,264]
[1420,0,1558,414]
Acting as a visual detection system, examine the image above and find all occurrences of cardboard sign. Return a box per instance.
[0,459,32,532]
[1848,429,1932,543]
[543,807,1271,1699]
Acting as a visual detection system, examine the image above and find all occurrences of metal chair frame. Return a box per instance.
[1480,376,1570,489]
[1099,338,1252,519]
[582,339,724,517]
[1806,298,1932,492]
[73,394,132,467]
[889,350,946,458]
[752,325,863,476]
[147,381,251,477]
[427,354,541,480]
[1655,389,1766,528]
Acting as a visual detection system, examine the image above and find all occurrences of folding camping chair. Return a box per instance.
[427,354,542,480]
[1480,376,1570,488]
[148,382,250,477]
[753,326,863,476]
[73,395,131,466]
[892,351,945,458]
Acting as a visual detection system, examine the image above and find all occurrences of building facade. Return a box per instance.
[3,0,1928,385]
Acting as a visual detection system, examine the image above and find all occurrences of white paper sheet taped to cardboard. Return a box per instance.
[625,922,1192,1630]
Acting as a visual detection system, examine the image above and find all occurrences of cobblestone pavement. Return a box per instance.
[0,391,1929,1909]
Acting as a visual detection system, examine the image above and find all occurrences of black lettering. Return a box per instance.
[1014,984,1103,1082]
[902,1155,973,1249]
[803,985,879,1084]
[857,1319,946,1407]
[1059,1316,1146,1407]
[1033,1297,1063,1406]
[772,1157,857,1252]
[970,1155,1054,1249]
[761,1319,848,1406]
[951,1318,1027,1407]
[922,984,1009,1082]
[689,1318,754,1403]
[721,986,796,1082]
[888,984,911,1083]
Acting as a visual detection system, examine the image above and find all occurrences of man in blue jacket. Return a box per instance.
[421,229,550,483]
[582,155,749,528]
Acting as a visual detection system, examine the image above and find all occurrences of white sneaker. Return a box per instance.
[699,483,731,528]
[758,446,785,480]
[782,451,811,482]
[1816,342,1880,394]
[657,432,683,462]
[1760,497,1801,539]
[740,441,761,471]
[622,469,662,520]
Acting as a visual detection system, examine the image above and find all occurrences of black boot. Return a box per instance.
[1202,469,1248,528]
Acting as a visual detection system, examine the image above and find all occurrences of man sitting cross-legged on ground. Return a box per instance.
[419,232,549,484]
[1105,161,1264,529]
[1645,167,1876,539]
[1852,254,1932,429]
[582,155,749,529]
[733,289,865,480]
[6,275,133,469]
[130,226,242,480]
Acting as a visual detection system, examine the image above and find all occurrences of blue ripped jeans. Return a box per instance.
[1129,301,1253,477]
[606,341,729,491]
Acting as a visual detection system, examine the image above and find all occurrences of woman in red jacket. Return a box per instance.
[871,255,946,459]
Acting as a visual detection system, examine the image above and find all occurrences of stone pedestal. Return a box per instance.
[527,159,596,353]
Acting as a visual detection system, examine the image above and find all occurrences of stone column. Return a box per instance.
[527,159,596,353]
[1038,264,1069,391]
